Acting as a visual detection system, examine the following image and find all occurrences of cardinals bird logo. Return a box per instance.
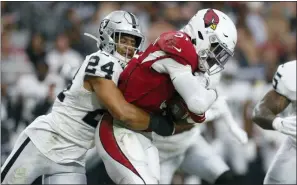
[203,9,220,30]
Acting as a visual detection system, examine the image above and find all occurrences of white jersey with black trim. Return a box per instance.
[51,50,123,147]
[272,60,296,116]
[24,50,123,165]
[272,60,296,144]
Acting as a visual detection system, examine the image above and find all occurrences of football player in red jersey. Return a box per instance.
[95,9,238,184]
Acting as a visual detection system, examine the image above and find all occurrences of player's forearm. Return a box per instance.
[172,72,217,115]
[187,91,217,114]
[252,101,276,130]
[107,101,176,136]
[252,90,290,130]
[110,102,150,130]
[96,88,151,131]
[88,76,150,130]
[153,59,217,114]
[110,102,177,136]
[89,77,174,135]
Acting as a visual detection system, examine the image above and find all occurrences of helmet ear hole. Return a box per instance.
[198,31,204,40]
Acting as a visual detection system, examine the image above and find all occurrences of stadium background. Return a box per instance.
[1,1,296,184]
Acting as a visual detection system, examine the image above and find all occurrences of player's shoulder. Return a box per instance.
[275,60,296,91]
[86,50,118,63]
[157,31,198,67]
[280,60,296,75]
[158,31,195,52]
[273,60,296,100]
[84,50,122,70]
[84,50,123,80]
[277,60,296,73]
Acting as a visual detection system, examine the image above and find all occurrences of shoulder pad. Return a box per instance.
[84,51,122,81]
[272,61,296,101]
[157,31,198,69]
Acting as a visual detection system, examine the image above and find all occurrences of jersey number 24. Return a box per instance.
[57,55,114,127]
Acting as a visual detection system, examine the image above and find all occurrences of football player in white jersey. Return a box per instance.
[246,62,286,173]
[1,11,176,184]
[252,60,296,184]
[213,60,253,177]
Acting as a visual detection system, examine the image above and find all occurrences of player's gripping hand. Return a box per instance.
[194,72,218,101]
[194,72,210,88]
[273,116,296,137]
[167,94,206,124]
[173,122,195,134]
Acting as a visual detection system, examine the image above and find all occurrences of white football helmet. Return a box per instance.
[181,9,237,75]
[85,10,145,66]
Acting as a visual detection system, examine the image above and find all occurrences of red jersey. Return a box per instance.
[119,31,199,113]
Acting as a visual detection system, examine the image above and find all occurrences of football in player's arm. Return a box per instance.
[151,32,218,116]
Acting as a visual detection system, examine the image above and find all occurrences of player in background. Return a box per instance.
[244,62,286,173]
[1,11,176,184]
[252,60,296,184]
[181,65,252,184]
[156,70,248,185]
[95,8,238,184]
[210,60,254,179]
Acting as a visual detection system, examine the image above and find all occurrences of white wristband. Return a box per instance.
[272,117,283,131]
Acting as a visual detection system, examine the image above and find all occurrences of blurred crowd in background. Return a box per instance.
[1,1,296,184]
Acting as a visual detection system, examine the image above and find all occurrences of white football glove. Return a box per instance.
[206,72,222,89]
[194,72,218,101]
[194,72,210,88]
[272,116,296,137]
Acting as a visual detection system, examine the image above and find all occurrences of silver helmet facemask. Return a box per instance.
[199,34,234,75]
[104,28,144,62]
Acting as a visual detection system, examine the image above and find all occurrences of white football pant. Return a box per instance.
[264,137,296,184]
[1,132,86,184]
[95,114,160,184]
[159,134,229,184]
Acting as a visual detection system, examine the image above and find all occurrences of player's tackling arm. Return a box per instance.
[86,76,149,130]
[82,52,175,136]
[85,76,175,136]
[252,89,290,130]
